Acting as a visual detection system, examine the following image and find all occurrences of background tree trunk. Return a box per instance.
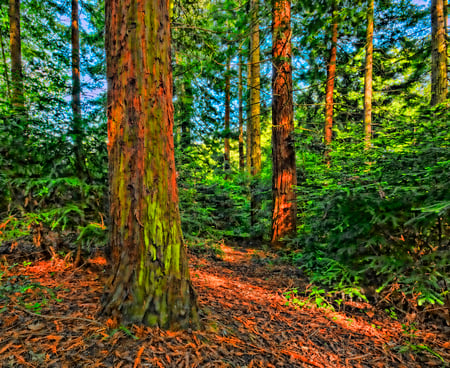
[224,57,231,173]
[103,0,198,329]
[431,0,448,106]
[8,0,24,115]
[0,29,11,101]
[271,0,296,246]
[249,0,261,227]
[363,0,374,150]
[324,0,338,156]
[246,57,251,172]
[71,0,84,177]
[238,51,245,171]
[180,81,193,151]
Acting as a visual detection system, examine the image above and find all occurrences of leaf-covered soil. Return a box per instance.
[0,242,448,367]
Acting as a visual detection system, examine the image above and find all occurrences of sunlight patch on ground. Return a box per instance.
[192,269,282,305]
[324,310,401,340]
[88,256,107,266]
[22,258,70,276]
[220,244,267,264]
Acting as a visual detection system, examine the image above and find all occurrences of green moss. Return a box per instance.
[138,255,145,285]
[144,229,150,250]
[146,314,158,326]
[159,298,168,326]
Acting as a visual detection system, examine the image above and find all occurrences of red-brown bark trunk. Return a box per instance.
[271,0,296,246]
[224,58,231,173]
[103,0,198,329]
[364,0,374,150]
[431,0,448,106]
[324,1,338,153]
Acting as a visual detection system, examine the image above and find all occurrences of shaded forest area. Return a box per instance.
[0,0,449,366]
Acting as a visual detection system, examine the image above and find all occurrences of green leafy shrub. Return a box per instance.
[293,108,449,307]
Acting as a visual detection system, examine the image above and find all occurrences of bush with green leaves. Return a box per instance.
[177,155,252,241]
[0,113,108,254]
[293,106,449,307]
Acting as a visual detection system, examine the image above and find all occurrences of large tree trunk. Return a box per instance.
[71,0,85,177]
[238,51,245,171]
[431,0,448,106]
[249,0,261,227]
[8,0,24,115]
[224,57,231,173]
[324,0,338,155]
[103,0,198,329]
[363,0,374,150]
[271,0,296,246]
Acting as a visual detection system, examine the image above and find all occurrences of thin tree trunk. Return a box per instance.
[8,0,25,115]
[246,57,251,172]
[431,0,448,106]
[71,0,85,178]
[238,51,245,171]
[363,0,374,150]
[103,0,198,329]
[271,0,296,246]
[324,0,338,156]
[249,0,261,227]
[0,29,11,101]
[180,81,193,150]
[224,57,231,173]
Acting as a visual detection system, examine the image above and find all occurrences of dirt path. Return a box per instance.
[0,243,448,367]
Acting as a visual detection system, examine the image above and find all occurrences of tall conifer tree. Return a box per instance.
[0,29,10,100]
[364,0,374,149]
[8,0,24,115]
[71,0,84,176]
[249,0,261,227]
[224,57,231,173]
[238,51,245,171]
[324,0,338,154]
[103,0,198,329]
[271,0,296,245]
[431,0,448,106]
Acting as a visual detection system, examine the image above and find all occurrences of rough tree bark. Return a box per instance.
[363,0,374,150]
[324,0,338,156]
[431,0,448,106]
[8,0,24,114]
[271,0,296,246]
[103,0,198,329]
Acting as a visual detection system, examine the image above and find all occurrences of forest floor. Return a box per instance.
[0,241,448,368]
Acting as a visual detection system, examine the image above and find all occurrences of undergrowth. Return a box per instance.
[291,107,449,310]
